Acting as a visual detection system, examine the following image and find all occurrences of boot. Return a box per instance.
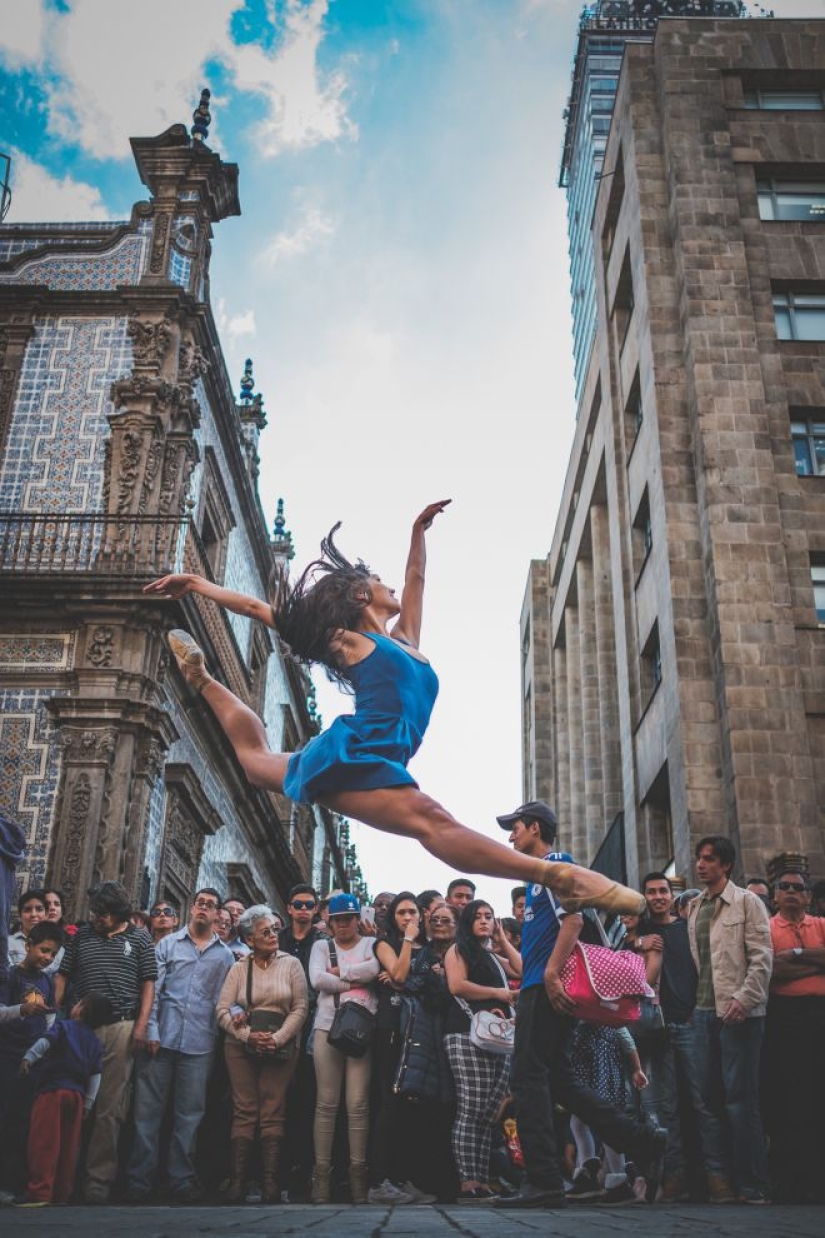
[311,1162,332,1205]
[349,1161,369,1204]
[260,1137,282,1204]
[537,860,646,916]
[226,1137,254,1204]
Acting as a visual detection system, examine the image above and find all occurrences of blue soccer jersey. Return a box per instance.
[520,851,574,989]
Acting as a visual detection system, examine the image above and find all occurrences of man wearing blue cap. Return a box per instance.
[493,802,665,1209]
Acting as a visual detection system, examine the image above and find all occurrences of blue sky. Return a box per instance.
[0,0,818,904]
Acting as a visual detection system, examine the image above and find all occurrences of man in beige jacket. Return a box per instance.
[687,835,772,1204]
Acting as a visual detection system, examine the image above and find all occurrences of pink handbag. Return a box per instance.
[560,943,652,1027]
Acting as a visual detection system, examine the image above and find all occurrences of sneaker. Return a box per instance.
[707,1173,737,1204]
[739,1189,770,1205]
[633,1126,666,1204]
[598,1181,640,1206]
[367,1180,415,1205]
[400,1181,437,1204]
[493,1181,566,1208]
[566,1158,602,1201]
[14,1200,49,1208]
[169,1182,205,1204]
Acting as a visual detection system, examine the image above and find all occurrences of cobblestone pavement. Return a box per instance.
[6,1204,824,1237]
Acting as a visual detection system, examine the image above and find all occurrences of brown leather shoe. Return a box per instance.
[260,1136,282,1204]
[349,1161,369,1204]
[311,1162,332,1205]
[707,1173,737,1204]
[659,1173,689,1203]
[226,1137,254,1203]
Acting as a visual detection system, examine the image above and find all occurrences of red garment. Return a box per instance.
[26,1088,84,1203]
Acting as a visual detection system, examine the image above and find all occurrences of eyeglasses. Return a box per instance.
[151,906,176,917]
[291,899,316,910]
[193,899,219,911]
[777,882,806,892]
[429,917,454,926]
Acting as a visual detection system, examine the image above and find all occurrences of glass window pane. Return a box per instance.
[774,308,793,340]
[814,584,825,622]
[793,438,813,476]
[759,92,824,110]
[775,194,825,221]
[814,435,825,475]
[757,192,775,221]
[795,308,825,341]
[742,91,758,109]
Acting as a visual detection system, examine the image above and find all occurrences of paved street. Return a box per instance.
[6,1203,824,1237]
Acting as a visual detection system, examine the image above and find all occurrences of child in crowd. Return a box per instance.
[0,920,63,1197]
[17,991,113,1206]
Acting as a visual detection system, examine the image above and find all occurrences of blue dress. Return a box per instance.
[283,632,439,804]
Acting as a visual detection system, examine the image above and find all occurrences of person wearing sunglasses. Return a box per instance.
[279,885,324,1201]
[763,869,825,1203]
[149,902,179,946]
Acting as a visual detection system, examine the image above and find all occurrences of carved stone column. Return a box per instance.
[0,309,37,461]
[49,726,118,919]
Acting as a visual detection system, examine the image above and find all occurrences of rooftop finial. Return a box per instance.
[191,88,212,144]
[272,497,295,561]
[240,357,254,403]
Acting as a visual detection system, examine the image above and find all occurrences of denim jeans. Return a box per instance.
[692,1008,768,1193]
[511,987,652,1191]
[128,1047,214,1194]
[642,1016,726,1176]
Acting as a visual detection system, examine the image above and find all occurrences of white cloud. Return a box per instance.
[0,0,48,66]
[6,149,113,222]
[215,298,258,342]
[264,206,336,263]
[229,1,358,157]
[3,0,355,163]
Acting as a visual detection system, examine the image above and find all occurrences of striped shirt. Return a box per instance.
[59,923,157,1020]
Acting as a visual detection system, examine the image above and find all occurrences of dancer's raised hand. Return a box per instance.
[143,572,199,599]
[414,499,451,530]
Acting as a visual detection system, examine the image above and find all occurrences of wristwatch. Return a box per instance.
[793,947,803,957]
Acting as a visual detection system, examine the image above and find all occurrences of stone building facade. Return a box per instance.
[0,109,365,917]
[522,18,825,885]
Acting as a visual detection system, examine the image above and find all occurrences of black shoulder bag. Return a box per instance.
[326,940,375,1059]
[245,956,296,1061]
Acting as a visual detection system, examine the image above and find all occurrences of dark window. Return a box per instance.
[812,561,825,623]
[773,293,825,342]
[757,179,825,222]
[641,622,662,707]
[632,488,653,583]
[791,415,825,477]
[743,89,825,111]
[612,248,634,352]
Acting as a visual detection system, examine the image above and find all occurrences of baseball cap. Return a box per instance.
[496,800,558,830]
[327,892,361,918]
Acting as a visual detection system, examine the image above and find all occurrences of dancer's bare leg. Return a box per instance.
[168,630,290,790]
[322,786,645,916]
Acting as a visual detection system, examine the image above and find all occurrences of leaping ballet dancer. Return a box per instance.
[144,501,644,915]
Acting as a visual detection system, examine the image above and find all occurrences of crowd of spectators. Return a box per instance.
[1,803,823,1209]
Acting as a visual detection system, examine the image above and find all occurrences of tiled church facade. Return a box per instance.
[0,108,364,916]
[521,18,825,887]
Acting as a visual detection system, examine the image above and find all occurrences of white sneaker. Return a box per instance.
[400,1180,438,1204]
[367,1179,415,1205]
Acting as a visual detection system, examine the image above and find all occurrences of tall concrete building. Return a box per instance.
[522,13,825,886]
[0,99,366,917]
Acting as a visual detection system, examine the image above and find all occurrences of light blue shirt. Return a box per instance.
[146,927,234,1054]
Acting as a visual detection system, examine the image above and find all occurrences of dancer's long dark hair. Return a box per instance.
[270,523,373,689]
[454,899,497,971]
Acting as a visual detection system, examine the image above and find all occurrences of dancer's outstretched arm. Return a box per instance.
[392,500,450,648]
[143,572,274,628]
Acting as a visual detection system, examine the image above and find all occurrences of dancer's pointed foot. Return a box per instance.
[536,861,645,916]
[167,629,212,692]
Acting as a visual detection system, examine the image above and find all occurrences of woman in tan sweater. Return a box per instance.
[217,905,308,1203]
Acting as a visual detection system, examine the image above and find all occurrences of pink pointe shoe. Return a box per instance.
[167,629,212,692]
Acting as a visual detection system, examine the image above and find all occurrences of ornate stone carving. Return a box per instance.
[115,428,143,515]
[60,727,118,763]
[61,773,92,904]
[159,435,198,517]
[178,337,208,389]
[86,626,114,668]
[150,210,171,274]
[135,735,165,781]
[128,314,174,369]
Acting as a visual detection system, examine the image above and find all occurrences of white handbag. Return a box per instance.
[468,1009,515,1056]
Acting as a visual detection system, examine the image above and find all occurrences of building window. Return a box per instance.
[196,447,236,584]
[812,561,825,623]
[612,247,634,352]
[248,627,270,718]
[640,621,662,709]
[624,371,643,455]
[773,293,825,342]
[791,415,825,476]
[632,488,653,583]
[743,89,825,111]
[757,180,825,222]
